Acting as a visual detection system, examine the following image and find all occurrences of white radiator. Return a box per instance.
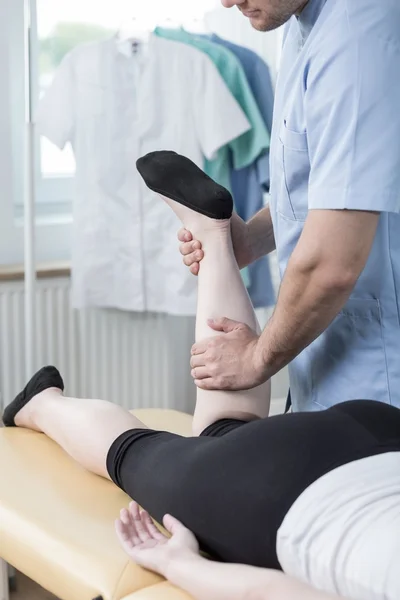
[0,277,197,413]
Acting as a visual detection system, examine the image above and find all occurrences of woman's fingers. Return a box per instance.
[117,503,166,549]
[115,518,129,541]
[120,506,141,544]
[129,501,151,543]
[119,507,131,526]
[115,518,138,549]
[120,507,137,539]
[163,514,186,536]
[142,510,167,542]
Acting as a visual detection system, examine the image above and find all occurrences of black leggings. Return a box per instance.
[107,400,400,569]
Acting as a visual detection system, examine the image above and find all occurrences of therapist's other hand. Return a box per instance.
[190,318,267,391]
[178,229,203,276]
[178,213,253,276]
[115,501,199,577]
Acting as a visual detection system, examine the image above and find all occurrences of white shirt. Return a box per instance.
[37,35,250,314]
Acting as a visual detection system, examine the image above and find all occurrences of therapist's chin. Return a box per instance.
[248,13,287,31]
[242,9,291,32]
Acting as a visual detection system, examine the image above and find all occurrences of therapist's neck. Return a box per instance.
[295,0,309,16]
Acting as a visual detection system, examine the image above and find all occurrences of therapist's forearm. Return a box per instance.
[247,204,276,261]
[258,254,353,379]
[256,209,379,380]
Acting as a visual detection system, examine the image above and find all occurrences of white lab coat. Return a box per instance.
[37,34,250,314]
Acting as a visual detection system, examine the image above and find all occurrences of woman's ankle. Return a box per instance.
[189,217,231,246]
[14,387,62,430]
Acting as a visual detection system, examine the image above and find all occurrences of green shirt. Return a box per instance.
[154,28,269,288]
[154,27,270,191]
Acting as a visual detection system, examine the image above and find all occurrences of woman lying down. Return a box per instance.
[3,151,400,600]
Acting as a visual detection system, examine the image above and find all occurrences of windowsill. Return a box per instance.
[0,261,71,282]
[14,211,73,227]
[14,215,73,227]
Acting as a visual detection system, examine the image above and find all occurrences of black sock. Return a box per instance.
[136,150,233,220]
[2,366,64,427]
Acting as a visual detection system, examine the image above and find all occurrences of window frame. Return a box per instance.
[0,0,72,266]
[12,0,75,212]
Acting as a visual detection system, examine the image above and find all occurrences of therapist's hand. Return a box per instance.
[178,213,253,275]
[190,318,267,391]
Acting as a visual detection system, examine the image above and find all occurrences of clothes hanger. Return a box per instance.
[156,15,182,31]
[181,15,207,34]
[117,14,155,56]
[118,16,151,43]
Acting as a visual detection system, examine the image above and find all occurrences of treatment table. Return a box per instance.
[0,409,194,600]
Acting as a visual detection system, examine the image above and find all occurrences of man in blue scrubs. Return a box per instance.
[181,0,400,411]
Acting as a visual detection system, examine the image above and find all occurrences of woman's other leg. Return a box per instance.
[13,387,147,479]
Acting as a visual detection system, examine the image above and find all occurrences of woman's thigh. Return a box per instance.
[277,452,400,600]
[107,405,399,571]
[106,419,285,567]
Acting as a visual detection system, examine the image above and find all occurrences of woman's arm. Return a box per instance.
[167,552,277,600]
[115,503,345,600]
[167,553,344,600]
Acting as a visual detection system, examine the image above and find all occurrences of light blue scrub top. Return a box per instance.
[270,0,400,411]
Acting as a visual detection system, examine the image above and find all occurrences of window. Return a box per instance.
[19,1,117,218]
[0,0,221,264]
[28,0,219,218]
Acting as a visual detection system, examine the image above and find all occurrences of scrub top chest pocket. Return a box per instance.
[278,120,310,221]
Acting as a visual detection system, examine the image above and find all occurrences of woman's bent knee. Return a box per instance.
[196,414,256,438]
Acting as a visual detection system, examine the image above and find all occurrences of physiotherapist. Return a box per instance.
[179,0,400,411]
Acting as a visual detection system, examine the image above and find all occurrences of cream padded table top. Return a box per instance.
[0,409,194,600]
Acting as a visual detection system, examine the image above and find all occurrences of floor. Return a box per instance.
[10,572,58,600]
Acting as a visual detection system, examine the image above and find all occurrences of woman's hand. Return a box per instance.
[116,505,343,600]
[115,501,199,577]
[178,213,254,275]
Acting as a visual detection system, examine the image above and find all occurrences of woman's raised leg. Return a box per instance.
[189,217,271,434]
[137,151,271,435]
[2,151,271,481]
